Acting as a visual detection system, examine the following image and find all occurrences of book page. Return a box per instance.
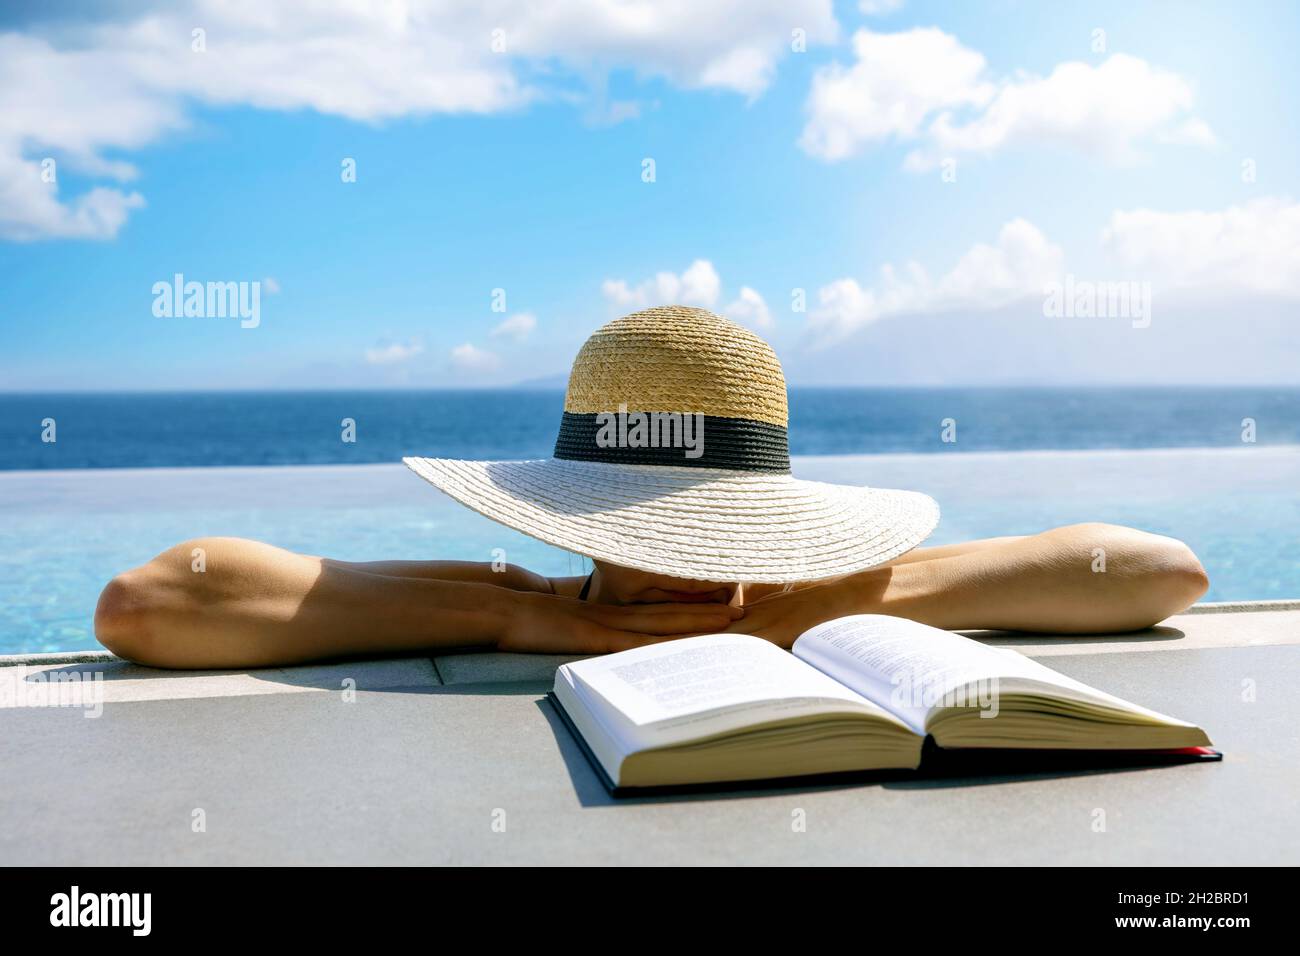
[563,633,910,749]
[792,614,1193,734]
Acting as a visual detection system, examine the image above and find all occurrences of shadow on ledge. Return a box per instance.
[966,624,1186,648]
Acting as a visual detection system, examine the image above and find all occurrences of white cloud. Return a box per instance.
[262,277,281,294]
[503,1,837,99]
[800,28,991,162]
[0,32,174,240]
[0,178,146,242]
[858,1,906,16]
[801,29,1212,168]
[806,198,1300,344]
[697,47,777,99]
[603,261,777,329]
[602,259,722,310]
[1,1,836,239]
[1101,197,1300,299]
[809,218,1064,341]
[450,342,501,372]
[915,53,1213,169]
[365,339,425,365]
[724,286,774,330]
[490,311,537,341]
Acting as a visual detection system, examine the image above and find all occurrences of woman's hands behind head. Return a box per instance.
[723,578,864,648]
[498,589,744,655]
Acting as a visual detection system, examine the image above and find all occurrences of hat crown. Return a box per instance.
[564,306,788,427]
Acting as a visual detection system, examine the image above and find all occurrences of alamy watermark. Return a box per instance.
[891,671,1001,718]
[595,403,704,459]
[1,667,104,718]
[152,273,261,328]
[50,886,151,936]
[1043,274,1151,329]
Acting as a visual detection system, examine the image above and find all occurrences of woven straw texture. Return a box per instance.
[402,305,939,581]
[563,306,789,427]
[403,456,940,584]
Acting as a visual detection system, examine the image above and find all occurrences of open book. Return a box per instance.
[549,615,1218,793]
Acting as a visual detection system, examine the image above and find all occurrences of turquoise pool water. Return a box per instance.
[2,447,1297,655]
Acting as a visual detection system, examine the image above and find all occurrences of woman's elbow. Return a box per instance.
[1162,541,1210,607]
[1127,534,1210,627]
[94,545,201,666]
[94,570,158,664]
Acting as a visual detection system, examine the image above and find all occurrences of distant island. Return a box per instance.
[507,373,569,390]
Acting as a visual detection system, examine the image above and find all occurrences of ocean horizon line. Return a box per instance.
[4,383,1300,396]
[5,387,1296,472]
[3,442,1297,479]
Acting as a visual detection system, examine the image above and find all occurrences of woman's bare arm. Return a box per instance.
[276,557,591,597]
[855,523,1209,633]
[879,535,1027,565]
[93,537,738,669]
[732,523,1210,643]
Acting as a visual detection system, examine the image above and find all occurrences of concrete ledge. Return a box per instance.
[429,603,1300,684]
[0,649,118,666]
[0,656,440,707]
[972,606,1300,658]
[2,643,1295,865]
[1182,598,1300,614]
[3,602,1296,697]
[433,651,588,686]
[2,600,1300,691]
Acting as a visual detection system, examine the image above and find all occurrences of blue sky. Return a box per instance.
[1,0,1298,390]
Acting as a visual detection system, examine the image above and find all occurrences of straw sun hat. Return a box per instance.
[403,305,939,584]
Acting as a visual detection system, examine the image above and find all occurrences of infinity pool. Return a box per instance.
[2,447,1297,655]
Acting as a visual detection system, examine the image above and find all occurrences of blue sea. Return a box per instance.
[3,387,1300,469]
[1,387,1298,655]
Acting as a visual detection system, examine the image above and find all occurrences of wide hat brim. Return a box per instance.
[403,456,939,584]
